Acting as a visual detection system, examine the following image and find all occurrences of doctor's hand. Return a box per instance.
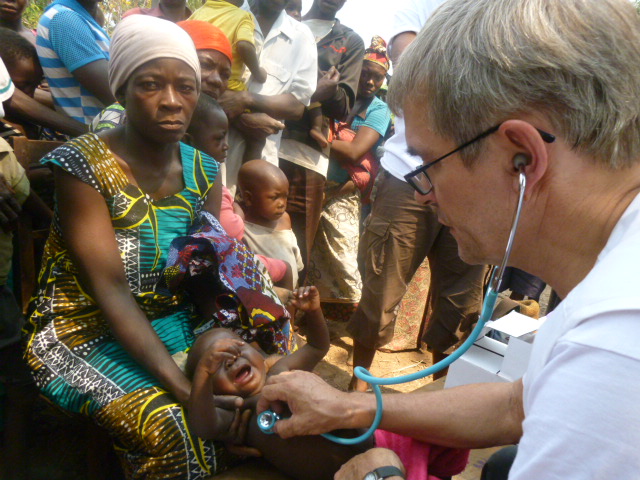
[256,370,354,438]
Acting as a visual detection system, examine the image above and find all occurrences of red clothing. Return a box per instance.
[374,430,470,480]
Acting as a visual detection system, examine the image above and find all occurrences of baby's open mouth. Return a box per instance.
[234,364,252,384]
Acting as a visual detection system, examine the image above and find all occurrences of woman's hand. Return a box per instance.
[224,408,262,458]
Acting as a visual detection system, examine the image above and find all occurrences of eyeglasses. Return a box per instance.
[403,124,556,195]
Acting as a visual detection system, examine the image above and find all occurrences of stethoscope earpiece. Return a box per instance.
[513,153,530,171]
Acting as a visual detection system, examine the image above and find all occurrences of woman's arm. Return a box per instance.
[330,125,381,165]
[56,167,191,404]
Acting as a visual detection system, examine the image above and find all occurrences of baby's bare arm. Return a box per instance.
[271,287,329,374]
[187,342,243,440]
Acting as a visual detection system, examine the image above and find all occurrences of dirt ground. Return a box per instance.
[313,286,551,394]
[314,319,436,394]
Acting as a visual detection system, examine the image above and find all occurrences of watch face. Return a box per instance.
[363,474,377,480]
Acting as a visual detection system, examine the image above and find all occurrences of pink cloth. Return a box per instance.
[330,122,379,204]
[219,186,287,282]
[220,186,245,239]
[374,430,470,480]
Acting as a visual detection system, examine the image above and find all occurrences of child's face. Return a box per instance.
[10,56,43,98]
[206,332,267,398]
[247,175,289,222]
[285,0,302,21]
[191,110,229,163]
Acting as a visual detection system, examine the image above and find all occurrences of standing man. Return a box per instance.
[122,0,192,22]
[347,0,486,391]
[218,0,318,192]
[278,0,364,271]
[258,1,640,479]
[36,0,114,125]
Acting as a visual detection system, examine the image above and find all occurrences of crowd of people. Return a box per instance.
[1,0,639,479]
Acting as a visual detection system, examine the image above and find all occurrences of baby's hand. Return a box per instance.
[198,338,245,375]
[287,285,321,312]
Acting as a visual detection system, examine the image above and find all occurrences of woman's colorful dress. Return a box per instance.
[24,133,235,479]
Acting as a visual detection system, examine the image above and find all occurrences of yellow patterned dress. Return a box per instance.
[24,133,236,479]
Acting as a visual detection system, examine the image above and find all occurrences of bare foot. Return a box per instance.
[348,376,369,392]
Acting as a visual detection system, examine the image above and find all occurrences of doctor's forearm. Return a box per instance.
[349,380,524,449]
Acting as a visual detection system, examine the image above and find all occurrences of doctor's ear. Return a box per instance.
[513,154,530,171]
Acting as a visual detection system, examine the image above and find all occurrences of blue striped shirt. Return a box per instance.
[36,0,110,125]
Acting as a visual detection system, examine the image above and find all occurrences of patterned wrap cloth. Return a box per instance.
[363,35,390,72]
[160,210,291,355]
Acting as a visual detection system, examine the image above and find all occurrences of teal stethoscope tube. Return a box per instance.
[260,170,527,445]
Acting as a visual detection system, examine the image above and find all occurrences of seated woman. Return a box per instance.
[307,36,392,328]
[23,16,231,478]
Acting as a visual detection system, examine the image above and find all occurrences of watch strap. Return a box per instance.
[368,465,406,479]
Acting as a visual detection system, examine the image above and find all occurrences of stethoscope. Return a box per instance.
[258,162,528,445]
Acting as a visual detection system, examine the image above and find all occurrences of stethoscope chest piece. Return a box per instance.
[257,410,281,434]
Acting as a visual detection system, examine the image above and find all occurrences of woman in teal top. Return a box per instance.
[23,16,237,478]
[307,36,392,331]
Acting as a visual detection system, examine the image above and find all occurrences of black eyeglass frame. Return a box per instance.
[403,124,556,195]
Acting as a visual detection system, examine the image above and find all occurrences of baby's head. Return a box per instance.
[285,0,302,22]
[238,159,289,225]
[187,93,229,163]
[187,328,267,398]
[0,27,43,98]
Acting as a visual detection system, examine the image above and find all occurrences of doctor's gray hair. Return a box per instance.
[388,0,640,168]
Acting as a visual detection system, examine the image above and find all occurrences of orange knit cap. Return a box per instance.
[178,20,233,63]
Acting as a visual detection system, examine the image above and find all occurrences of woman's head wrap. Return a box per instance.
[178,20,233,64]
[108,15,201,97]
[364,35,390,72]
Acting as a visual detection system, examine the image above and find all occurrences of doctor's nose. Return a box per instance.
[414,190,435,205]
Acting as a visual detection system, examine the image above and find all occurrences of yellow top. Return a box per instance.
[190,0,255,91]
[0,137,29,285]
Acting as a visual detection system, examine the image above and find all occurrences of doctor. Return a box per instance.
[256,0,640,478]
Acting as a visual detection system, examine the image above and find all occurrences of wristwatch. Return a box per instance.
[363,466,406,480]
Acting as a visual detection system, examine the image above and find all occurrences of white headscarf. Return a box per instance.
[108,15,201,97]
